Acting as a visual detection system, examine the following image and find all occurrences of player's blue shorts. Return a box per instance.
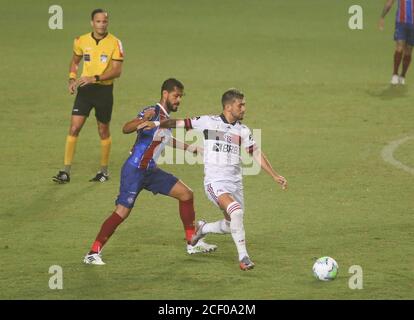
[394,23,414,46]
[115,162,179,208]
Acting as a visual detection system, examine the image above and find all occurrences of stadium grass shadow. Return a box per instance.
[365,85,409,100]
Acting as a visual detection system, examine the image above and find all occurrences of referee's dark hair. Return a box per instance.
[91,8,108,20]
[221,88,244,108]
[161,78,184,96]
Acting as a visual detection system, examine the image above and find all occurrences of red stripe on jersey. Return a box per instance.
[184,118,193,131]
[230,134,241,146]
[139,140,162,169]
[400,0,406,23]
[159,109,169,122]
[139,109,168,169]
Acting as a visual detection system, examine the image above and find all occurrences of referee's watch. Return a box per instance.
[94,75,100,82]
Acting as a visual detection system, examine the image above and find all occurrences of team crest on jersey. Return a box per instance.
[100,54,108,63]
[84,54,91,61]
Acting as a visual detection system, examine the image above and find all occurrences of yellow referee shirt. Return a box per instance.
[73,32,124,85]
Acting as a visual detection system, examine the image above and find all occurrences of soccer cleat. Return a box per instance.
[190,220,207,246]
[187,239,217,254]
[52,171,70,184]
[239,256,255,271]
[83,252,105,265]
[399,76,406,85]
[89,172,109,182]
[391,74,399,85]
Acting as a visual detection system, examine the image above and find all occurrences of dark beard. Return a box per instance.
[166,102,178,113]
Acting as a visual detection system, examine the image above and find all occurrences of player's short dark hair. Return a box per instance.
[161,78,184,95]
[221,88,244,108]
[91,8,108,20]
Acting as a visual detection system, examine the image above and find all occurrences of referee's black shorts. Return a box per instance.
[72,84,113,123]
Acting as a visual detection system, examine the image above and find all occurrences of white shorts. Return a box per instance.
[204,181,244,210]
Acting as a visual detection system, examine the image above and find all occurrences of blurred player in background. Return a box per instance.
[138,89,287,271]
[379,0,414,85]
[83,78,217,265]
[53,9,123,183]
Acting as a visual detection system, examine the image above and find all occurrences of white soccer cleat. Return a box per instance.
[83,252,106,265]
[399,76,406,85]
[391,74,399,85]
[190,220,207,246]
[187,239,217,254]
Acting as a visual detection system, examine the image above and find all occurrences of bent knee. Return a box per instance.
[98,129,110,139]
[180,188,194,202]
[69,126,81,136]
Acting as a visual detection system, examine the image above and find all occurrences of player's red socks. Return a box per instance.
[90,212,124,254]
[394,50,403,75]
[401,54,412,77]
[179,199,196,243]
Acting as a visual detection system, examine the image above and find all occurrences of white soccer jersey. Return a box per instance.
[184,114,256,184]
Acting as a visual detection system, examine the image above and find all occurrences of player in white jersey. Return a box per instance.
[138,88,287,270]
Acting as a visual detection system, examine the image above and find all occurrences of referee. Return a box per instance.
[53,8,124,183]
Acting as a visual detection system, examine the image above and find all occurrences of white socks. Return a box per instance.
[202,219,231,234]
[200,201,248,261]
[227,201,248,261]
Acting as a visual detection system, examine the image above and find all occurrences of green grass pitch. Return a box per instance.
[0,0,413,299]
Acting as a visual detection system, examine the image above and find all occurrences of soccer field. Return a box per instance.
[0,0,413,300]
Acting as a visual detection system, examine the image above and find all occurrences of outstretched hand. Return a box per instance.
[274,175,288,190]
[137,121,156,131]
[77,76,96,87]
[142,109,156,120]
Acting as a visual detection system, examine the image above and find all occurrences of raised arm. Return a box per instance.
[168,137,201,155]
[137,119,186,130]
[251,148,287,190]
[122,109,156,134]
[379,0,396,31]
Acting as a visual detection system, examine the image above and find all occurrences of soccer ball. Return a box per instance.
[312,256,338,281]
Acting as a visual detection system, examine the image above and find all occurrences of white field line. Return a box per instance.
[381,135,414,175]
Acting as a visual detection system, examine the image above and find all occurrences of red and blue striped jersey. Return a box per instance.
[396,0,414,25]
[127,103,172,169]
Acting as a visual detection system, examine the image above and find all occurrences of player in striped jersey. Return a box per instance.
[379,0,414,84]
[138,89,288,271]
[83,79,216,265]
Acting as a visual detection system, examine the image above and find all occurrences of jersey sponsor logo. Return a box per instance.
[84,54,91,61]
[212,142,239,154]
[100,54,108,63]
